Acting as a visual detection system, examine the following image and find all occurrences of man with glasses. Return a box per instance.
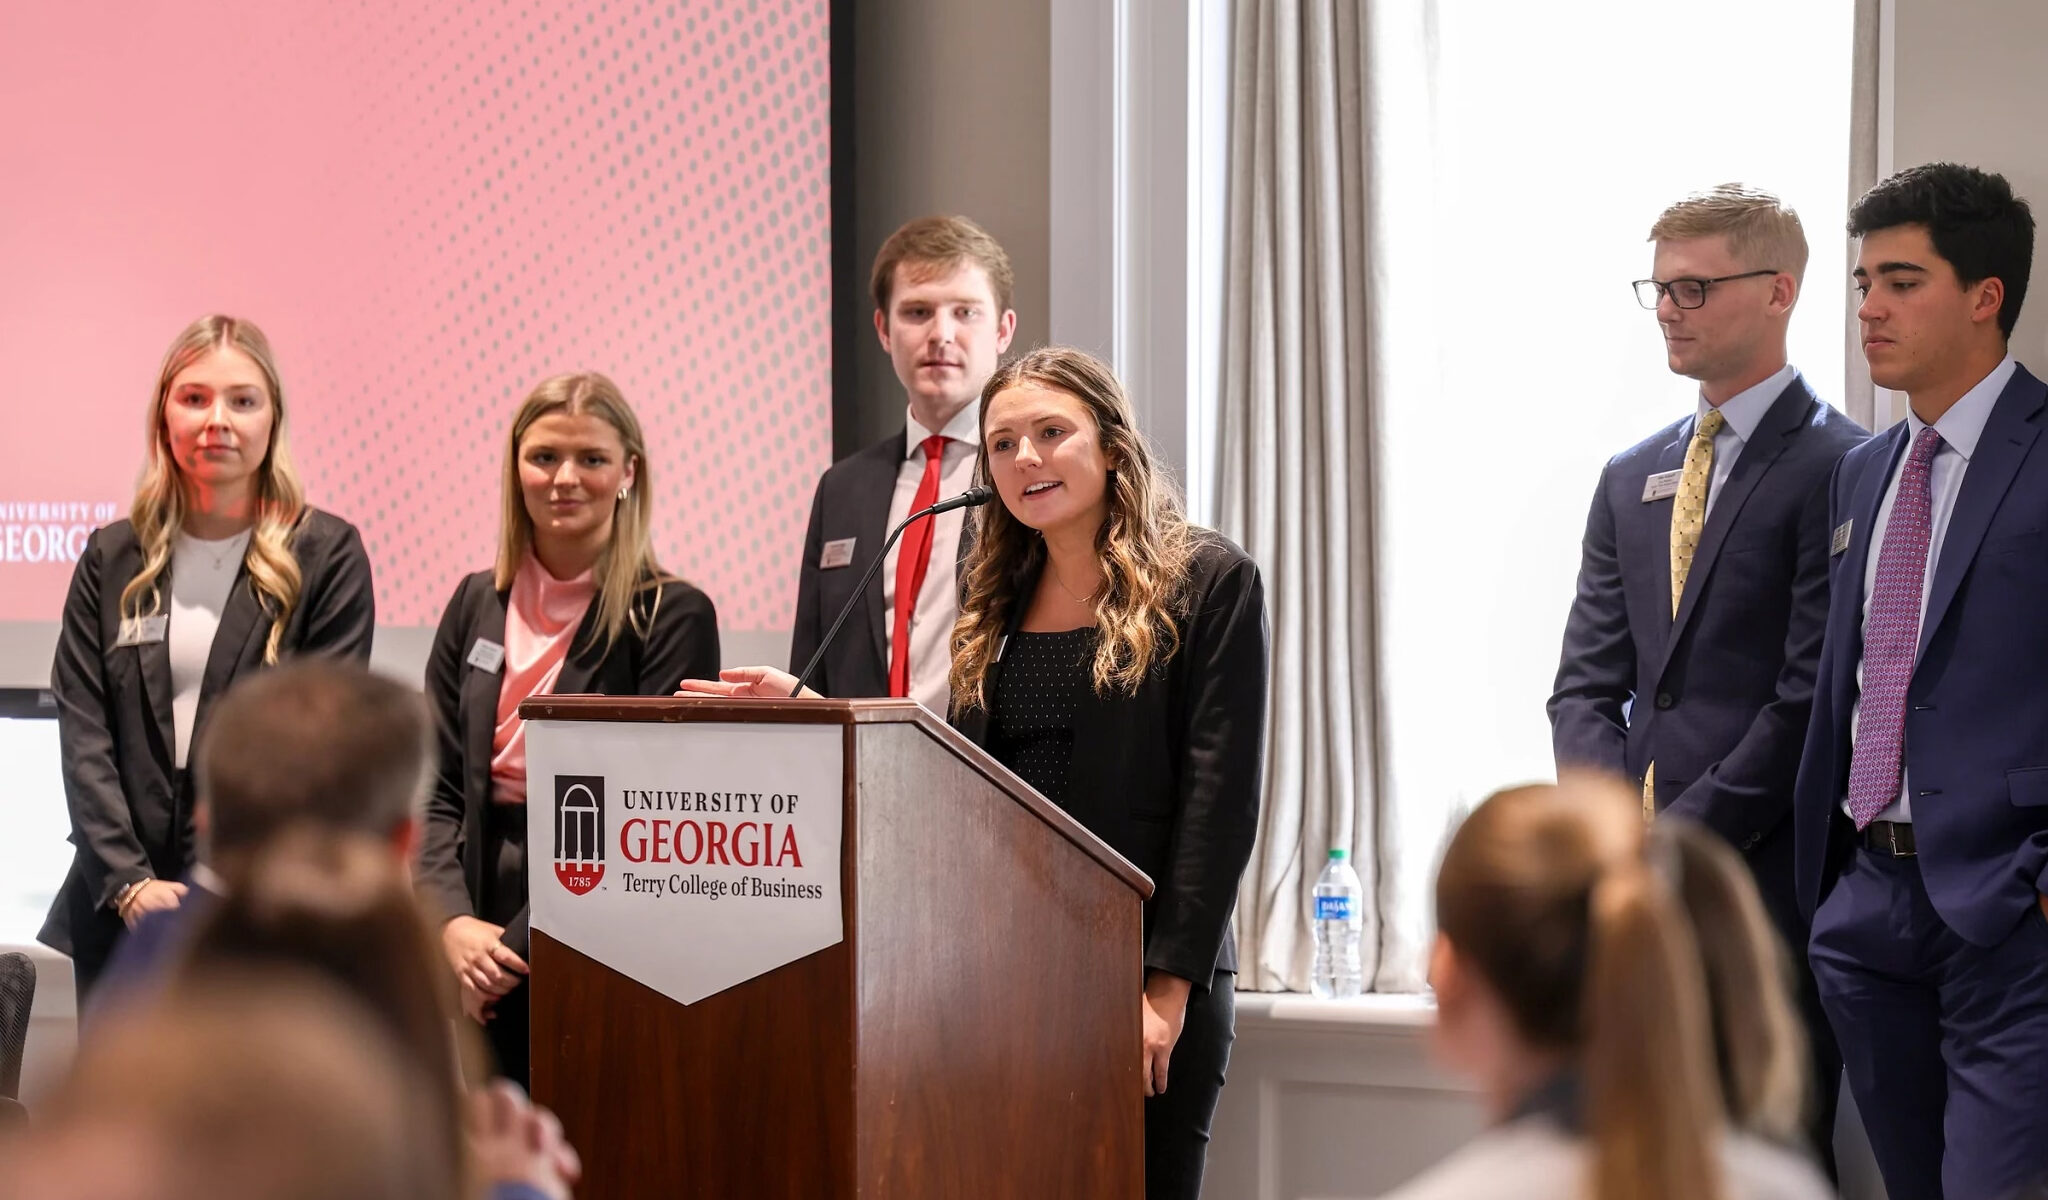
[1550,184,1866,1172]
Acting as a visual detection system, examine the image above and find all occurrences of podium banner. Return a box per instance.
[525,719,843,1005]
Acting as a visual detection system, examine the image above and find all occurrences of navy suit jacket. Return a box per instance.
[1794,363,2048,947]
[1551,375,1867,927]
[788,430,975,697]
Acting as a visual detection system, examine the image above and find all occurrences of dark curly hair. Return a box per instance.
[1849,162,2035,336]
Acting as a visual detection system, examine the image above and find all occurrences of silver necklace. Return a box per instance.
[1048,560,1102,606]
[189,532,247,571]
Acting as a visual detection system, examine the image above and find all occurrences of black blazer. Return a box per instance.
[417,568,720,952]
[952,534,1269,986]
[41,508,375,963]
[1549,375,1866,930]
[789,429,974,696]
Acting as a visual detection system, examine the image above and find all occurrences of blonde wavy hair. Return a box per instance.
[121,315,306,664]
[950,347,1195,710]
[495,372,670,652]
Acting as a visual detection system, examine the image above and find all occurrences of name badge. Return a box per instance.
[1831,520,1853,556]
[467,638,506,674]
[115,615,169,647]
[1641,469,1683,503]
[819,537,857,570]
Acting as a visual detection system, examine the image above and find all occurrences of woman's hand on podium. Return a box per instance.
[443,914,529,1008]
[675,665,820,699]
[1141,970,1193,1096]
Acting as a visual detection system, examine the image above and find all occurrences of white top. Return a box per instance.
[1847,354,2017,823]
[1695,363,1798,519]
[1377,1118,1831,1200]
[168,529,251,768]
[882,402,980,715]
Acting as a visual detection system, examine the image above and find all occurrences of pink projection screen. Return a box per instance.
[0,1,831,679]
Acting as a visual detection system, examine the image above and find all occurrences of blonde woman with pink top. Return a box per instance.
[418,372,719,1084]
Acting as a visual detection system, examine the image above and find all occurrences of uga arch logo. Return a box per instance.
[553,774,606,895]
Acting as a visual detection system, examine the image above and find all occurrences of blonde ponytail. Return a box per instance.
[1582,864,1725,1200]
[1651,820,1809,1142]
[1434,777,1740,1200]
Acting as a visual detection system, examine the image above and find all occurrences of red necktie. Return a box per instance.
[889,435,947,698]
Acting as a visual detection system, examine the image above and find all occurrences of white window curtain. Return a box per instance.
[1217,0,1855,992]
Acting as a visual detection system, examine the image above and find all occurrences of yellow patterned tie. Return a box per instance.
[1646,408,1725,817]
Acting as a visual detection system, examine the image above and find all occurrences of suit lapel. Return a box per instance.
[1663,385,1813,666]
[197,568,267,708]
[858,439,904,671]
[555,593,610,696]
[1841,420,1908,637]
[139,621,177,765]
[465,590,511,801]
[1646,426,1691,621]
[1919,367,2047,658]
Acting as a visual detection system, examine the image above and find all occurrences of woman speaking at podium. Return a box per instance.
[44,315,376,996]
[419,371,720,1086]
[682,347,1269,1199]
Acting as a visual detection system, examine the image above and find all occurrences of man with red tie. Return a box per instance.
[1795,162,2048,1200]
[789,216,1017,708]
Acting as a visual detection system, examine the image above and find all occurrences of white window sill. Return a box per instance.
[1233,989,1438,1033]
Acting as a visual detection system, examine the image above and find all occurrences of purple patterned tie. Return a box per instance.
[1846,427,1943,829]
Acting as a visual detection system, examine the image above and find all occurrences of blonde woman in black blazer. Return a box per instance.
[43,316,375,994]
[686,347,1268,1200]
[418,372,718,1085]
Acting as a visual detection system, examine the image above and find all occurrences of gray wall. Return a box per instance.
[844,0,1051,452]
[1891,0,2048,368]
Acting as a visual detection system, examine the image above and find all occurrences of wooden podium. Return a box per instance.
[517,696,1153,1199]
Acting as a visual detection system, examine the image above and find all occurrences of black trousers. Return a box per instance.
[483,803,530,1086]
[1146,969,1236,1200]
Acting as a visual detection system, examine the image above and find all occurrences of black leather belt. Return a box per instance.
[1860,820,1916,858]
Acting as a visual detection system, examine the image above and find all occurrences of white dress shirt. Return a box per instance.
[1847,354,2017,822]
[1697,363,1798,517]
[169,529,251,768]
[881,402,980,715]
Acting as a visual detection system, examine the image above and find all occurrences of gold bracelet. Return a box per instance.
[115,878,151,917]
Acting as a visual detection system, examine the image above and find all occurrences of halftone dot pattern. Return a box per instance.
[0,1,831,629]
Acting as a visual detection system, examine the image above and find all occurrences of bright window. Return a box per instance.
[0,718,68,947]
[1369,1,1855,987]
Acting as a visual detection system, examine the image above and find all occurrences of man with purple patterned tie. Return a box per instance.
[1795,162,2048,1200]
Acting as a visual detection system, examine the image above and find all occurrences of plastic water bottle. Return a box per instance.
[1311,848,1365,999]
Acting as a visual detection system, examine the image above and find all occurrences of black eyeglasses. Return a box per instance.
[1632,269,1780,310]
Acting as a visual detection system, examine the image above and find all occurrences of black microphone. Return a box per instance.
[792,485,995,699]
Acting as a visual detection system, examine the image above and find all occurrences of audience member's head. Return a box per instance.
[179,830,474,1095]
[194,659,433,878]
[2,977,461,1200]
[1649,818,1809,1144]
[1428,774,1724,1200]
[868,215,1018,424]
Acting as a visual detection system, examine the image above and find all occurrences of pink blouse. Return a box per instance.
[489,552,598,805]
